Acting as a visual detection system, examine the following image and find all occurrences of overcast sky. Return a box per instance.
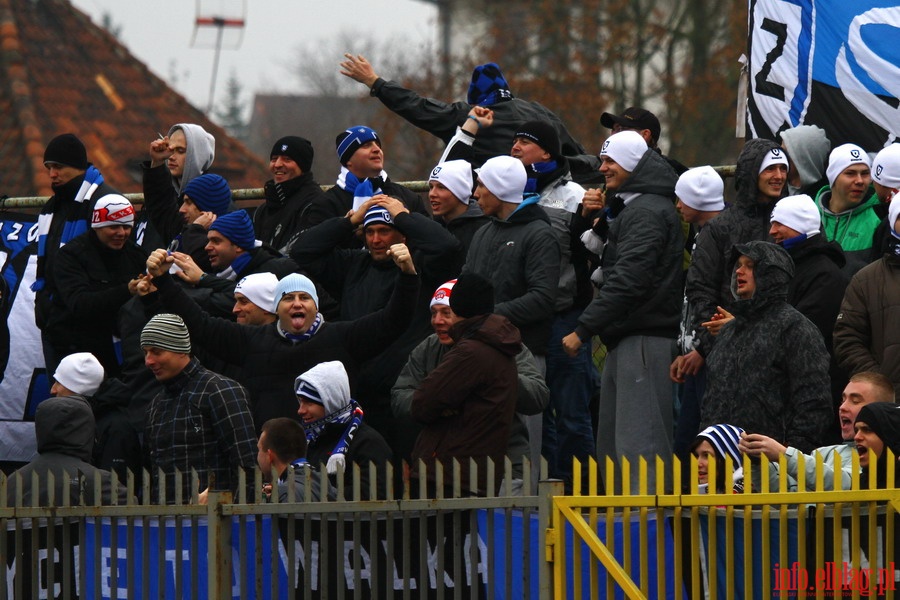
[69,0,437,114]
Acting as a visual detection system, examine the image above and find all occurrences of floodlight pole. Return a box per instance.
[195,16,245,114]
[414,0,452,87]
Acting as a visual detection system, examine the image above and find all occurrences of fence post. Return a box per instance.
[207,491,233,600]
[538,478,565,600]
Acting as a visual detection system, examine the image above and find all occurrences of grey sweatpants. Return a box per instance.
[596,335,676,494]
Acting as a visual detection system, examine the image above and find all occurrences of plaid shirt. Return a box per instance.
[146,358,257,503]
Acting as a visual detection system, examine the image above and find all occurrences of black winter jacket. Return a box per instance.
[306,422,392,500]
[441,202,489,266]
[305,177,429,240]
[369,77,585,168]
[46,231,148,376]
[784,235,848,354]
[464,202,560,355]
[152,271,419,431]
[575,149,682,349]
[140,162,213,271]
[34,173,119,329]
[253,172,326,254]
[6,396,127,506]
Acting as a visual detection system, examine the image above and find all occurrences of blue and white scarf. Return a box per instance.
[32,166,104,292]
[302,400,364,474]
[277,312,323,343]
[336,167,386,211]
[214,240,262,281]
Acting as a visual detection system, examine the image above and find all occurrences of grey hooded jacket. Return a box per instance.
[167,123,216,196]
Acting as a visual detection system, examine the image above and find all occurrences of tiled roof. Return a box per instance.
[0,0,270,198]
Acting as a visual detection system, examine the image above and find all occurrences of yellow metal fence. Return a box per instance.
[549,454,899,599]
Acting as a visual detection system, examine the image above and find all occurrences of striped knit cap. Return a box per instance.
[694,424,745,465]
[140,313,191,354]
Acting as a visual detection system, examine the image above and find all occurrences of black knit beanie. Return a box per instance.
[43,133,88,169]
[515,121,561,159]
[449,272,495,319]
[270,136,314,173]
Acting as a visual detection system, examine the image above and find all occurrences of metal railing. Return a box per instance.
[0,459,551,600]
[3,451,898,599]
[0,165,737,210]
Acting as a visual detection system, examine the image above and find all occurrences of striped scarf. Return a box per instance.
[277,312,323,343]
[32,166,104,292]
[303,400,364,475]
[336,167,385,211]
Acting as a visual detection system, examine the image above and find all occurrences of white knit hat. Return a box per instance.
[476,155,526,204]
[675,166,725,211]
[91,194,135,229]
[758,147,790,174]
[771,194,821,237]
[889,197,900,236]
[429,161,473,205]
[826,143,870,188]
[873,144,900,190]
[54,352,104,396]
[429,279,457,309]
[234,272,278,313]
[599,130,648,172]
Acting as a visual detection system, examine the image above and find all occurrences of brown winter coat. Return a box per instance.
[833,253,900,402]
[410,313,521,495]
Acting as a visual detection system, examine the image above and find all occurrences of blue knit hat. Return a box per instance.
[209,209,255,250]
[467,63,512,106]
[273,273,319,312]
[183,173,232,216]
[336,126,380,165]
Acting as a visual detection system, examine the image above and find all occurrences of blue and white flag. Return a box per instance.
[747,0,900,150]
[0,212,49,463]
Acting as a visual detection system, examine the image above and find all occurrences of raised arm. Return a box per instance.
[146,249,252,365]
[340,54,469,142]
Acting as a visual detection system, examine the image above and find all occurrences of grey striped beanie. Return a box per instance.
[141,313,191,354]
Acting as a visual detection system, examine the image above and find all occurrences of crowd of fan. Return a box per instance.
[7,56,900,506]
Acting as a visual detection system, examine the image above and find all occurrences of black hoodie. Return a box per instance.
[6,396,126,506]
[685,139,787,356]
